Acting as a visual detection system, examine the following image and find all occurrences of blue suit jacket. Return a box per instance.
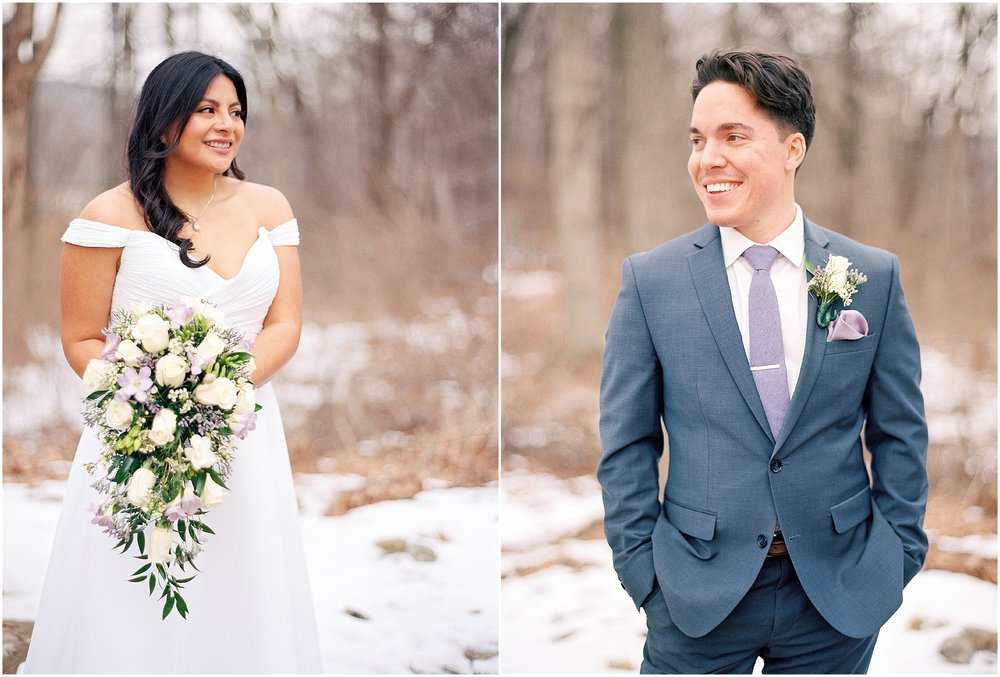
[598,218,928,639]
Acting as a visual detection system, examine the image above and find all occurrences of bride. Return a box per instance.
[20,51,323,673]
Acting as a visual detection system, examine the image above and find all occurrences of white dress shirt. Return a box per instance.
[719,205,808,398]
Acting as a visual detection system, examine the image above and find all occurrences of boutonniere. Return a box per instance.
[805,254,868,329]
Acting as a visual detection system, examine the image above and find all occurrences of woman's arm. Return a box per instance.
[247,185,303,386]
[60,244,120,377]
[249,246,303,385]
[61,190,130,377]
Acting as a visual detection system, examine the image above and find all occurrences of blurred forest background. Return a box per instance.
[3,2,499,506]
[501,1,997,596]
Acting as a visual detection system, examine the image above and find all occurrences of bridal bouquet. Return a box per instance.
[81,297,260,619]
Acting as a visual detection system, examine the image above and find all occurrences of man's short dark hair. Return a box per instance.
[692,50,816,151]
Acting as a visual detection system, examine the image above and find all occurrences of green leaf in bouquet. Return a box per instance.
[254,404,262,412]
[132,563,152,576]
[86,389,111,401]
[118,455,140,480]
[128,575,147,583]
[177,520,187,541]
[175,575,195,585]
[197,522,215,535]
[206,468,228,490]
[193,471,207,496]
[228,351,253,363]
[137,530,145,554]
[162,595,175,620]
[148,575,156,596]
[175,593,188,618]
[219,427,233,436]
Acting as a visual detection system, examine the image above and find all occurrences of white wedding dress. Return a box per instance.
[20,218,323,673]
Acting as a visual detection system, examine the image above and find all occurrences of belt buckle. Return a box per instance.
[766,531,788,558]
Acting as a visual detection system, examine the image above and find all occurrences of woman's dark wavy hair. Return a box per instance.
[692,50,816,154]
[127,51,248,268]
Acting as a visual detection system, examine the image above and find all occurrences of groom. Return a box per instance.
[598,50,928,673]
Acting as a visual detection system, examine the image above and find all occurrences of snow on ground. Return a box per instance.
[501,472,997,674]
[3,477,499,674]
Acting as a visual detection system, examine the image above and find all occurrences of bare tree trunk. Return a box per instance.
[3,3,62,232]
[108,3,136,186]
[834,4,866,235]
[3,4,62,362]
[616,4,671,252]
[367,2,393,213]
[163,4,176,50]
[724,4,745,47]
[546,4,605,358]
[501,3,531,90]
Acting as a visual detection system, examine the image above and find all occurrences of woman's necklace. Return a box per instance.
[190,176,217,232]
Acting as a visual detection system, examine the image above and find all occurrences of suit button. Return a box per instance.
[757,534,768,548]
[770,459,783,473]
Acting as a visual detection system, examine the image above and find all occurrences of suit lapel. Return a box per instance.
[773,219,831,455]
[687,225,774,443]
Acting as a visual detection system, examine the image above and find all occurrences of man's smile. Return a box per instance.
[706,182,741,194]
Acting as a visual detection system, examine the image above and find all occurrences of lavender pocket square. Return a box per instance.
[827,310,868,342]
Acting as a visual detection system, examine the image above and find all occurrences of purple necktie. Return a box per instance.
[742,245,790,439]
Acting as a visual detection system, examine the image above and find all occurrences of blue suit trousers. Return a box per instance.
[640,557,878,674]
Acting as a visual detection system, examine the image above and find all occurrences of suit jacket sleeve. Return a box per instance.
[863,254,929,585]
[598,257,664,610]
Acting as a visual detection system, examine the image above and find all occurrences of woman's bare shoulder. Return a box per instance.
[78,183,147,231]
[232,180,294,230]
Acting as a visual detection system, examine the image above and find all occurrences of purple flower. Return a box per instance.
[232,411,258,439]
[186,349,208,376]
[101,332,121,361]
[164,503,186,523]
[117,366,154,403]
[167,301,195,328]
[91,504,115,529]
[165,488,203,522]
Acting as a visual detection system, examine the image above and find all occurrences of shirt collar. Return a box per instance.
[720,204,805,269]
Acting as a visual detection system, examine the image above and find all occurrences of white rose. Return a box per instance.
[82,359,113,392]
[133,313,171,353]
[126,467,157,508]
[183,434,217,470]
[115,339,144,367]
[233,385,256,415]
[149,408,177,447]
[200,475,229,509]
[194,376,238,410]
[129,301,152,318]
[825,255,851,295]
[194,330,227,363]
[148,525,175,564]
[181,297,225,327]
[201,304,225,327]
[155,354,189,387]
[104,399,134,430]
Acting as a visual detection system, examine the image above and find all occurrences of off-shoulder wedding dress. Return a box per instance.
[20,218,323,673]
